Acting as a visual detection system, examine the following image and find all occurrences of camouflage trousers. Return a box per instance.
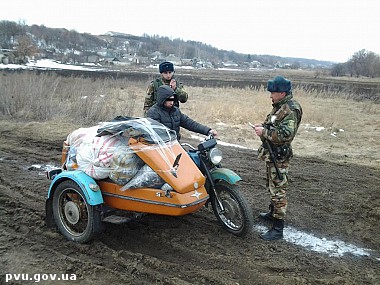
[265,161,289,220]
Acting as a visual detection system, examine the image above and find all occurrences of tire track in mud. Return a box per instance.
[0,174,167,284]
[95,206,253,281]
[0,128,204,284]
[0,170,174,284]
[0,154,251,285]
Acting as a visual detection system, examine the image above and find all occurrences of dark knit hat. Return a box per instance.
[267,76,292,93]
[159,61,174,73]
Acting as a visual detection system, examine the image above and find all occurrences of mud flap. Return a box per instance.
[93,206,105,234]
[45,198,55,228]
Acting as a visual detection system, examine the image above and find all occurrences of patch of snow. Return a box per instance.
[254,224,374,258]
[304,124,325,132]
[216,68,245,72]
[189,134,251,150]
[0,59,106,72]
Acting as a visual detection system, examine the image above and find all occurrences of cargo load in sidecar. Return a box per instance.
[59,116,207,206]
[56,118,208,215]
[62,117,190,189]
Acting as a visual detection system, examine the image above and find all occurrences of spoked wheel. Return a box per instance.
[210,181,253,237]
[52,180,101,243]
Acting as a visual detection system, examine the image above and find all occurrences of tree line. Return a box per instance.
[1,20,379,77]
[0,20,333,68]
[331,49,380,78]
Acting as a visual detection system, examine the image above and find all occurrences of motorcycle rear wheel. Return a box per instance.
[210,181,253,237]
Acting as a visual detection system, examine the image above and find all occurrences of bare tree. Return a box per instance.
[348,49,380,78]
[16,35,38,63]
[331,63,347,77]
[0,20,24,48]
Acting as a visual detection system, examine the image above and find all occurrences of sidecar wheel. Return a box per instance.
[210,181,253,237]
[52,180,101,243]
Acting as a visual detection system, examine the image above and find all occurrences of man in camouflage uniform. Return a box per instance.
[144,61,188,116]
[251,76,303,241]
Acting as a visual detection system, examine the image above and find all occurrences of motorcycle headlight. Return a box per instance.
[209,147,223,165]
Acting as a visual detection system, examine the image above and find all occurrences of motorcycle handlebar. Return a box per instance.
[181,134,216,151]
[180,143,197,151]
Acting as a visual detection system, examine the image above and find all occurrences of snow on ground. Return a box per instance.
[190,134,251,150]
[304,123,345,137]
[255,224,376,259]
[0,59,106,71]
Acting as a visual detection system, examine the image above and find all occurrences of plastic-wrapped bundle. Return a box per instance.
[63,126,100,169]
[63,117,179,184]
[66,126,99,147]
[121,164,165,191]
[66,146,78,170]
[76,135,127,179]
[109,145,145,185]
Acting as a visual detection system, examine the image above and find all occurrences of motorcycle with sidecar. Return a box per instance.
[45,117,253,243]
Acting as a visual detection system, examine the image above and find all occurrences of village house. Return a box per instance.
[165,54,181,66]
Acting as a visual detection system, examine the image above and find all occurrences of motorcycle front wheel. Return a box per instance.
[210,181,253,237]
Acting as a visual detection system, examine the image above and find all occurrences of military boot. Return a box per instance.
[258,204,274,222]
[260,218,284,241]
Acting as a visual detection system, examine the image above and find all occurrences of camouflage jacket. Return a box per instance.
[258,94,303,162]
[144,77,188,112]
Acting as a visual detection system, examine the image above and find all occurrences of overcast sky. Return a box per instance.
[1,0,379,62]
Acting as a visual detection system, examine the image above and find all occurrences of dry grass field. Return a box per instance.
[2,70,378,167]
[182,85,380,169]
[1,70,380,284]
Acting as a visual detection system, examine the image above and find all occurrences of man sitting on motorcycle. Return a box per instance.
[146,85,217,140]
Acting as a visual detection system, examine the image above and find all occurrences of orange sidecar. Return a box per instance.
[97,136,208,216]
[45,118,210,243]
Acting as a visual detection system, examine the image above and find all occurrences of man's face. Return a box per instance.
[161,71,174,81]
[270,92,286,104]
[164,96,175,108]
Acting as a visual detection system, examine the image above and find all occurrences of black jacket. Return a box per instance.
[146,86,210,140]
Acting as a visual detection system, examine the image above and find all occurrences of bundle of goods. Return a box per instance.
[109,145,145,185]
[62,117,176,189]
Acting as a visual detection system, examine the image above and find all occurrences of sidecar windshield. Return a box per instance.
[96,117,177,144]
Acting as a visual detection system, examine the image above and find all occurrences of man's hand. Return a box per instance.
[249,122,264,137]
[209,129,218,137]
[170,79,177,90]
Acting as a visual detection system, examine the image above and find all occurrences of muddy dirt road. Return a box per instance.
[0,121,379,285]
